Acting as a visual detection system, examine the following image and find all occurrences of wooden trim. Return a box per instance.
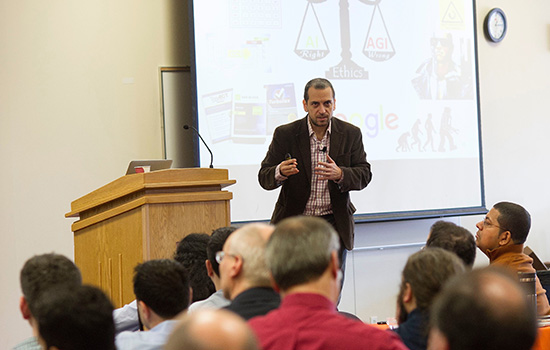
[66,169,235,218]
[71,191,233,232]
[142,205,150,261]
[118,254,123,306]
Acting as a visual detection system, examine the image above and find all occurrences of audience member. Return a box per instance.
[188,226,237,312]
[114,233,212,333]
[174,233,215,302]
[164,309,259,350]
[475,201,550,315]
[34,284,115,350]
[249,216,407,350]
[428,267,538,350]
[220,223,280,320]
[426,220,476,267]
[115,259,190,350]
[394,248,465,350]
[13,253,82,350]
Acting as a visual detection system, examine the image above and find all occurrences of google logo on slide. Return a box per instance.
[336,105,399,138]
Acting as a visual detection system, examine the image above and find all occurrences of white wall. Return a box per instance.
[2,0,550,345]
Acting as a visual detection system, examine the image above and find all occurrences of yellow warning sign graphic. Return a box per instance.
[440,0,465,31]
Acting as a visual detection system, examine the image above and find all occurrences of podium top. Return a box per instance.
[65,168,235,218]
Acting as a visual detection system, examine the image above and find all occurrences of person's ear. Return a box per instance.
[402,283,413,303]
[230,255,244,277]
[137,300,150,322]
[205,259,215,277]
[330,250,340,278]
[20,296,31,320]
[427,327,451,350]
[499,230,512,246]
[303,99,308,112]
[269,273,280,293]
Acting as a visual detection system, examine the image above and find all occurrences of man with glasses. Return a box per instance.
[188,226,237,313]
[218,223,280,320]
[475,201,550,315]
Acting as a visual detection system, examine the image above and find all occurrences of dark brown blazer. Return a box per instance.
[258,116,371,250]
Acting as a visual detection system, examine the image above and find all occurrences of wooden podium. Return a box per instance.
[65,168,235,307]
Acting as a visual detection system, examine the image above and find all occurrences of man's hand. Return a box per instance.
[280,158,299,177]
[315,155,342,181]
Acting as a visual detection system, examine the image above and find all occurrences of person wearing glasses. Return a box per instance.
[218,223,280,320]
[188,226,237,313]
[475,201,550,315]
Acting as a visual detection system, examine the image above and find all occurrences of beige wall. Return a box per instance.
[2,0,550,345]
[475,1,550,258]
[0,0,189,346]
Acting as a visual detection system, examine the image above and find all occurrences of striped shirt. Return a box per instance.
[303,118,332,216]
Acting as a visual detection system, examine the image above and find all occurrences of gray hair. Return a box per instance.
[266,216,339,291]
[228,223,273,287]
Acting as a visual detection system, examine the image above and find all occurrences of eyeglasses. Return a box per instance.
[215,251,237,264]
[481,218,508,231]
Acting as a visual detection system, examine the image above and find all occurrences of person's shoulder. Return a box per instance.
[248,308,279,327]
[12,337,41,350]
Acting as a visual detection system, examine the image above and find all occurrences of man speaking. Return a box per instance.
[258,78,371,270]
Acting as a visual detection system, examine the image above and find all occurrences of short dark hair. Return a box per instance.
[303,78,335,102]
[493,202,531,244]
[431,267,537,350]
[133,259,190,319]
[401,248,464,312]
[174,233,215,302]
[267,216,339,291]
[20,253,82,315]
[427,221,476,267]
[207,226,237,277]
[35,285,115,350]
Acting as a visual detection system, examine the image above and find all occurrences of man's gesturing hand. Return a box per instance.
[315,155,342,181]
[280,158,299,177]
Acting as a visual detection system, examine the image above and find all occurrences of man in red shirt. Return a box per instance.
[248,216,407,350]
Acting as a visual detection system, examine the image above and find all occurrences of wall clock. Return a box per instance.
[484,8,507,43]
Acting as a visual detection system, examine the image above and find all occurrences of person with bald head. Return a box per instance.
[164,309,259,350]
[428,266,538,350]
[218,223,280,320]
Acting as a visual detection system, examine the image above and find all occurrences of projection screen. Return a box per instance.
[190,0,485,222]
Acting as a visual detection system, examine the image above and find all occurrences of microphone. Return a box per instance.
[183,124,214,168]
[320,146,327,153]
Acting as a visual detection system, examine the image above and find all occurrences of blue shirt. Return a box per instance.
[12,337,41,350]
[115,320,178,350]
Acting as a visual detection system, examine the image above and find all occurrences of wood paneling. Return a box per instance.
[69,169,234,307]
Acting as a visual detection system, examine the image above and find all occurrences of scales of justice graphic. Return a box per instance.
[294,0,395,80]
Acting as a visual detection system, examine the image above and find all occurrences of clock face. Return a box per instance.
[486,8,507,42]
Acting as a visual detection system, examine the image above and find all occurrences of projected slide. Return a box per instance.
[192,0,483,222]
